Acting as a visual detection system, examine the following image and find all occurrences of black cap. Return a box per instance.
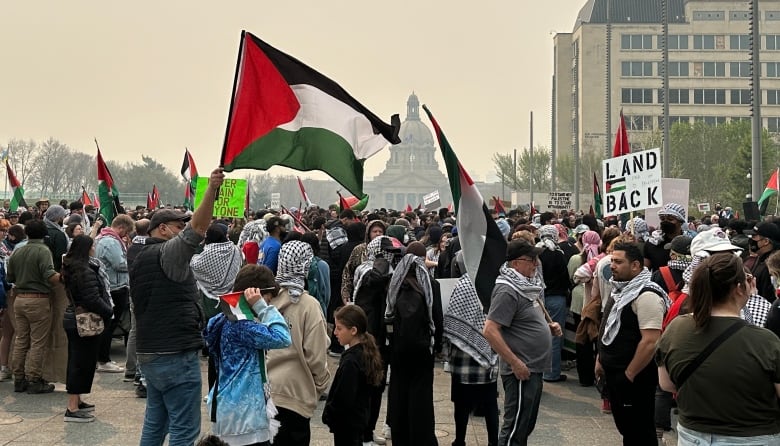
[506,239,544,261]
[664,235,692,255]
[745,221,780,242]
[149,209,191,231]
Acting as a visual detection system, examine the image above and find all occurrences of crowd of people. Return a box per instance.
[3,171,780,445]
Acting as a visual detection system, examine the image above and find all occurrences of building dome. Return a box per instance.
[399,92,434,145]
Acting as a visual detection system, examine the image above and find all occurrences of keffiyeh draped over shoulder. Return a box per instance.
[353,236,394,301]
[276,240,313,303]
[444,274,497,368]
[601,268,669,346]
[191,241,242,299]
[386,253,436,352]
[536,225,562,252]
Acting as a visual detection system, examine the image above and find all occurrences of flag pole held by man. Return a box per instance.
[219,30,401,200]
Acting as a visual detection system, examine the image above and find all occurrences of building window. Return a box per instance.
[669,61,689,76]
[767,11,780,21]
[667,89,690,104]
[625,115,654,131]
[767,35,780,50]
[730,34,751,50]
[768,90,780,105]
[730,62,751,77]
[621,88,653,104]
[670,116,690,125]
[693,11,725,21]
[669,35,689,49]
[731,11,749,20]
[694,61,725,77]
[693,89,726,104]
[731,116,750,123]
[621,61,653,77]
[621,34,653,50]
[731,89,751,104]
[693,34,726,50]
[769,117,780,132]
[768,62,780,77]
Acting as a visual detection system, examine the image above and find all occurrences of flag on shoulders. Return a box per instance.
[220,31,401,199]
[5,160,26,212]
[96,147,119,224]
[759,168,780,216]
[422,105,506,311]
[219,291,256,321]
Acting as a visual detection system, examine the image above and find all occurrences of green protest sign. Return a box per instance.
[193,177,246,218]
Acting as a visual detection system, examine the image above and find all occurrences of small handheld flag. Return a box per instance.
[219,291,257,321]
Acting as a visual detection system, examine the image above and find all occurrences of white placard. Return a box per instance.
[270,192,281,209]
[645,178,690,228]
[547,191,572,210]
[423,190,441,210]
[602,148,663,215]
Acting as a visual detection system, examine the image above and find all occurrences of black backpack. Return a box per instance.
[390,278,431,354]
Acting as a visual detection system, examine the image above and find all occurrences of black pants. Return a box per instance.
[98,288,128,363]
[388,353,437,446]
[575,340,597,386]
[452,381,499,446]
[654,386,674,431]
[333,430,362,446]
[65,325,100,394]
[604,365,658,446]
[274,407,310,446]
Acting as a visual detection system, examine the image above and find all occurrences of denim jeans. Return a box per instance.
[542,295,567,380]
[138,350,201,446]
[677,424,780,446]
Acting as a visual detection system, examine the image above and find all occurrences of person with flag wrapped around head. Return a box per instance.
[265,240,330,445]
[204,264,291,446]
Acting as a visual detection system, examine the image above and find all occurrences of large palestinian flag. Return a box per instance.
[220,31,401,199]
[5,160,26,212]
[423,105,507,311]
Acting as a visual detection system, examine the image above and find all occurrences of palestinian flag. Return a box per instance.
[96,148,120,224]
[593,172,603,218]
[81,187,92,206]
[220,31,401,199]
[219,291,256,321]
[297,176,311,207]
[759,168,780,216]
[5,160,26,212]
[423,105,506,311]
[613,109,630,158]
[146,192,154,210]
[181,149,198,211]
[151,184,160,209]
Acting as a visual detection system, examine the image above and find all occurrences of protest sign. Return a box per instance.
[645,178,690,227]
[194,177,247,218]
[548,192,572,210]
[602,148,663,215]
[423,190,441,210]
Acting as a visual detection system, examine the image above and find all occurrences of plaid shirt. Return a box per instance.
[448,344,497,384]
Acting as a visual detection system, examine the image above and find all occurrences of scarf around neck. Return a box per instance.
[353,236,393,301]
[495,263,544,302]
[444,274,497,368]
[97,227,127,255]
[386,253,436,352]
[601,267,668,346]
[275,240,313,303]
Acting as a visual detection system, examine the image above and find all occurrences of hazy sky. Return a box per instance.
[1,1,582,184]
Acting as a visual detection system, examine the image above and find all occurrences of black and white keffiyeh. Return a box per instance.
[90,256,114,308]
[191,241,242,299]
[494,263,544,302]
[276,240,313,303]
[536,225,563,253]
[444,274,497,369]
[353,236,394,301]
[386,252,436,352]
[602,267,669,346]
[237,219,267,248]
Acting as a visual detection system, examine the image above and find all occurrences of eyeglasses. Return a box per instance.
[516,257,538,265]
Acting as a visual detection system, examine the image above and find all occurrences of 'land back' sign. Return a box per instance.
[601,148,662,215]
[194,177,247,218]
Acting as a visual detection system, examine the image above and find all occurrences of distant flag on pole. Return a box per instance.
[423,104,506,311]
[93,193,100,209]
[593,172,603,218]
[95,143,120,224]
[5,160,26,212]
[81,186,92,206]
[405,203,413,213]
[612,109,630,158]
[151,184,160,209]
[758,168,780,216]
[181,149,198,211]
[146,192,154,210]
[297,176,312,207]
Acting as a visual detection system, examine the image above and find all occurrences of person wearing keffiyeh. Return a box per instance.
[384,242,443,446]
[596,242,669,445]
[265,240,331,445]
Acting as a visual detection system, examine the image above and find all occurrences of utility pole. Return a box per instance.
[662,0,670,177]
[530,111,534,208]
[750,0,762,200]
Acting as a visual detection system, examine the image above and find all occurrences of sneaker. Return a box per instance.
[382,424,392,440]
[13,379,28,393]
[0,367,11,381]
[78,401,95,412]
[133,374,142,386]
[135,383,147,398]
[97,361,124,373]
[601,398,612,414]
[26,379,54,394]
[122,373,136,382]
[64,409,95,423]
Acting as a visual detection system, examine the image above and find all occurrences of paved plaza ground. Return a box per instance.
[0,341,676,445]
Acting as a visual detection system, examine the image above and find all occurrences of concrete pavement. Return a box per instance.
[0,341,674,445]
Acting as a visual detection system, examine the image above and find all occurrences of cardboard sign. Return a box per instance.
[194,177,247,218]
[548,192,572,210]
[602,149,663,215]
[423,190,441,210]
[645,178,690,228]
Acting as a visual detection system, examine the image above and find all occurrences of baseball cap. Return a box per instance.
[745,221,780,242]
[664,235,692,255]
[690,227,742,255]
[574,224,589,235]
[506,239,544,261]
[149,209,191,231]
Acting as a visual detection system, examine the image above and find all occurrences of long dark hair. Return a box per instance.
[688,253,746,328]
[62,235,94,286]
[335,305,383,386]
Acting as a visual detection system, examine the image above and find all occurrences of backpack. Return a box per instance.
[390,278,431,354]
[660,266,688,330]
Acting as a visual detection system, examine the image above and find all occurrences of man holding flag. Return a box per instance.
[129,167,224,446]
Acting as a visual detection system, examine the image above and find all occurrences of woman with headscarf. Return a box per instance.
[384,242,443,446]
[572,230,603,387]
[266,240,330,446]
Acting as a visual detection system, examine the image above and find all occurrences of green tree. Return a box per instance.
[492,146,551,192]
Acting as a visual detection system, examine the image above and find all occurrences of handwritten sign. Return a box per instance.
[602,148,663,214]
[547,192,572,210]
[194,177,247,218]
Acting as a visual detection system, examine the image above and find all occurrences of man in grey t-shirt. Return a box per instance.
[483,240,563,446]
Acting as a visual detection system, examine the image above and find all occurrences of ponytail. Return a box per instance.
[360,333,384,387]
